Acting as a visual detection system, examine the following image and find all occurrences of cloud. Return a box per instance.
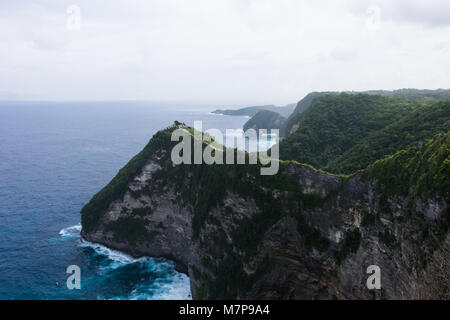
[346,0,450,28]
[0,0,449,104]
[330,48,359,62]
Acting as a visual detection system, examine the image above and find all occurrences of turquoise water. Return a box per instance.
[0,101,249,299]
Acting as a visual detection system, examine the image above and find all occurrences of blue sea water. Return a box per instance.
[0,101,251,300]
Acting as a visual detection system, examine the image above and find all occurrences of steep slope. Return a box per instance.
[81,125,449,299]
[243,110,286,132]
[278,94,450,174]
[283,89,450,137]
[283,92,332,136]
[326,100,450,173]
[279,93,416,170]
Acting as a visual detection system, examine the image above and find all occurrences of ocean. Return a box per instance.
[0,101,258,300]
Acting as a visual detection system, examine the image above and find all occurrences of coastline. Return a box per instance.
[80,231,190,276]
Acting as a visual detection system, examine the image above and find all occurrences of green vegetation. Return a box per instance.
[364,88,450,102]
[212,103,295,118]
[280,93,415,169]
[361,212,378,227]
[378,230,398,250]
[106,216,157,244]
[368,133,449,269]
[179,161,334,298]
[369,132,450,198]
[82,92,449,235]
[129,133,335,298]
[81,101,450,298]
[131,207,153,216]
[283,89,450,137]
[278,93,450,174]
[296,215,330,253]
[327,101,450,173]
[334,228,362,265]
[243,110,286,132]
[283,92,332,136]
[81,124,178,233]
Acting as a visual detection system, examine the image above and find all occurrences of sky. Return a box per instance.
[0,0,449,105]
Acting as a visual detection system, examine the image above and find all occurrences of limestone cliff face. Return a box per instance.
[81,126,449,299]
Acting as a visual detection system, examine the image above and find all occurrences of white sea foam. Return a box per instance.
[149,273,192,300]
[62,224,192,300]
[58,224,136,265]
[59,224,81,238]
[78,239,146,265]
[124,273,192,300]
[260,133,278,137]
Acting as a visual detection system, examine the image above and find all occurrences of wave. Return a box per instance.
[59,224,81,239]
[78,239,148,265]
[60,224,192,300]
[260,133,278,137]
[128,273,192,300]
[149,273,192,300]
[78,239,181,275]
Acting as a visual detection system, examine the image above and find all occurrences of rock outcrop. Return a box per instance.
[81,125,449,299]
[243,110,286,133]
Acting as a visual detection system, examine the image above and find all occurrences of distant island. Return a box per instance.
[212,103,295,118]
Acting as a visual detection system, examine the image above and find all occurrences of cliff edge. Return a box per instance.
[81,125,449,299]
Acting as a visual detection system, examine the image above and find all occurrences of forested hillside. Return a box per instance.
[278,93,450,174]
[243,110,286,132]
[283,89,450,136]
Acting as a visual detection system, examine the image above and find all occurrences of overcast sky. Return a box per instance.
[1,0,449,105]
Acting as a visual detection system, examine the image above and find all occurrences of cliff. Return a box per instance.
[81,125,449,299]
[243,110,286,133]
